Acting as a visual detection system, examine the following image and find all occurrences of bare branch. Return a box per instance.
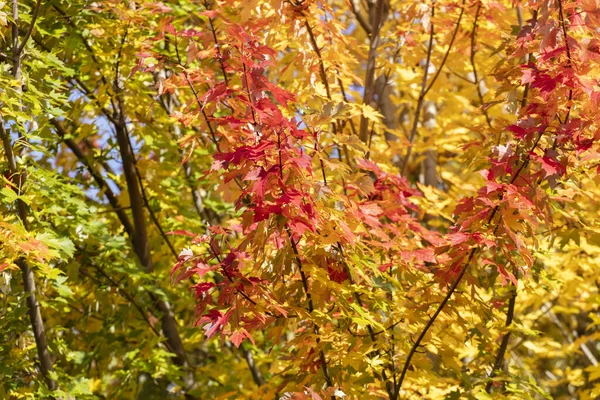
[52,119,135,238]
[401,0,465,176]
[358,0,385,143]
[397,132,545,392]
[485,279,517,393]
[350,0,372,34]
[241,345,265,387]
[1,120,57,391]
[16,0,42,55]
[470,4,492,129]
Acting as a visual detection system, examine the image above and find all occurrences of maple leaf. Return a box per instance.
[229,328,254,347]
[327,264,349,283]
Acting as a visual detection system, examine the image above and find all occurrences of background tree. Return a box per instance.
[1,0,600,399]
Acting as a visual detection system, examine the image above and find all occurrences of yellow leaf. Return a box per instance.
[361,104,383,122]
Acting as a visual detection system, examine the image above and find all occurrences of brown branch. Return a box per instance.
[107,30,197,397]
[173,36,222,152]
[470,4,493,129]
[397,248,475,391]
[52,119,136,238]
[305,21,332,99]
[202,0,229,85]
[240,345,265,387]
[113,102,198,400]
[350,0,372,34]
[485,275,517,393]
[401,0,465,175]
[358,0,385,143]
[114,121,154,270]
[0,3,57,389]
[397,131,545,392]
[1,120,57,391]
[16,0,42,56]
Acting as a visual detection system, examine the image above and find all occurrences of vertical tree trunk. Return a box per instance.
[2,0,57,390]
[113,103,197,396]
[1,127,57,391]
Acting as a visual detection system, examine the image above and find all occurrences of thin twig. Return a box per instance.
[350,0,372,34]
[16,0,42,55]
[397,130,545,392]
[485,273,517,393]
[52,119,135,238]
[358,0,385,143]
[470,4,493,129]
[557,0,573,125]
[401,0,465,175]
[400,3,435,176]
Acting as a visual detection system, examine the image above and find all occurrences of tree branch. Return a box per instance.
[240,344,265,387]
[0,3,57,389]
[52,119,135,238]
[1,120,57,391]
[397,131,545,392]
[470,4,493,129]
[485,279,517,393]
[358,0,385,143]
[350,0,372,34]
[110,30,197,397]
[401,0,464,175]
[16,0,42,55]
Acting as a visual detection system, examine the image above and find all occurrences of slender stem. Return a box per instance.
[240,345,265,386]
[350,0,372,34]
[422,0,464,99]
[276,131,334,393]
[16,0,42,56]
[557,0,573,125]
[397,131,544,392]
[358,0,385,143]
[203,0,229,85]
[1,2,57,390]
[470,3,493,129]
[305,21,331,99]
[397,248,475,390]
[400,3,435,176]
[485,275,517,393]
[368,0,464,155]
[173,36,222,152]
[53,119,135,238]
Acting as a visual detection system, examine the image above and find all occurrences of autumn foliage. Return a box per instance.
[2,0,600,399]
